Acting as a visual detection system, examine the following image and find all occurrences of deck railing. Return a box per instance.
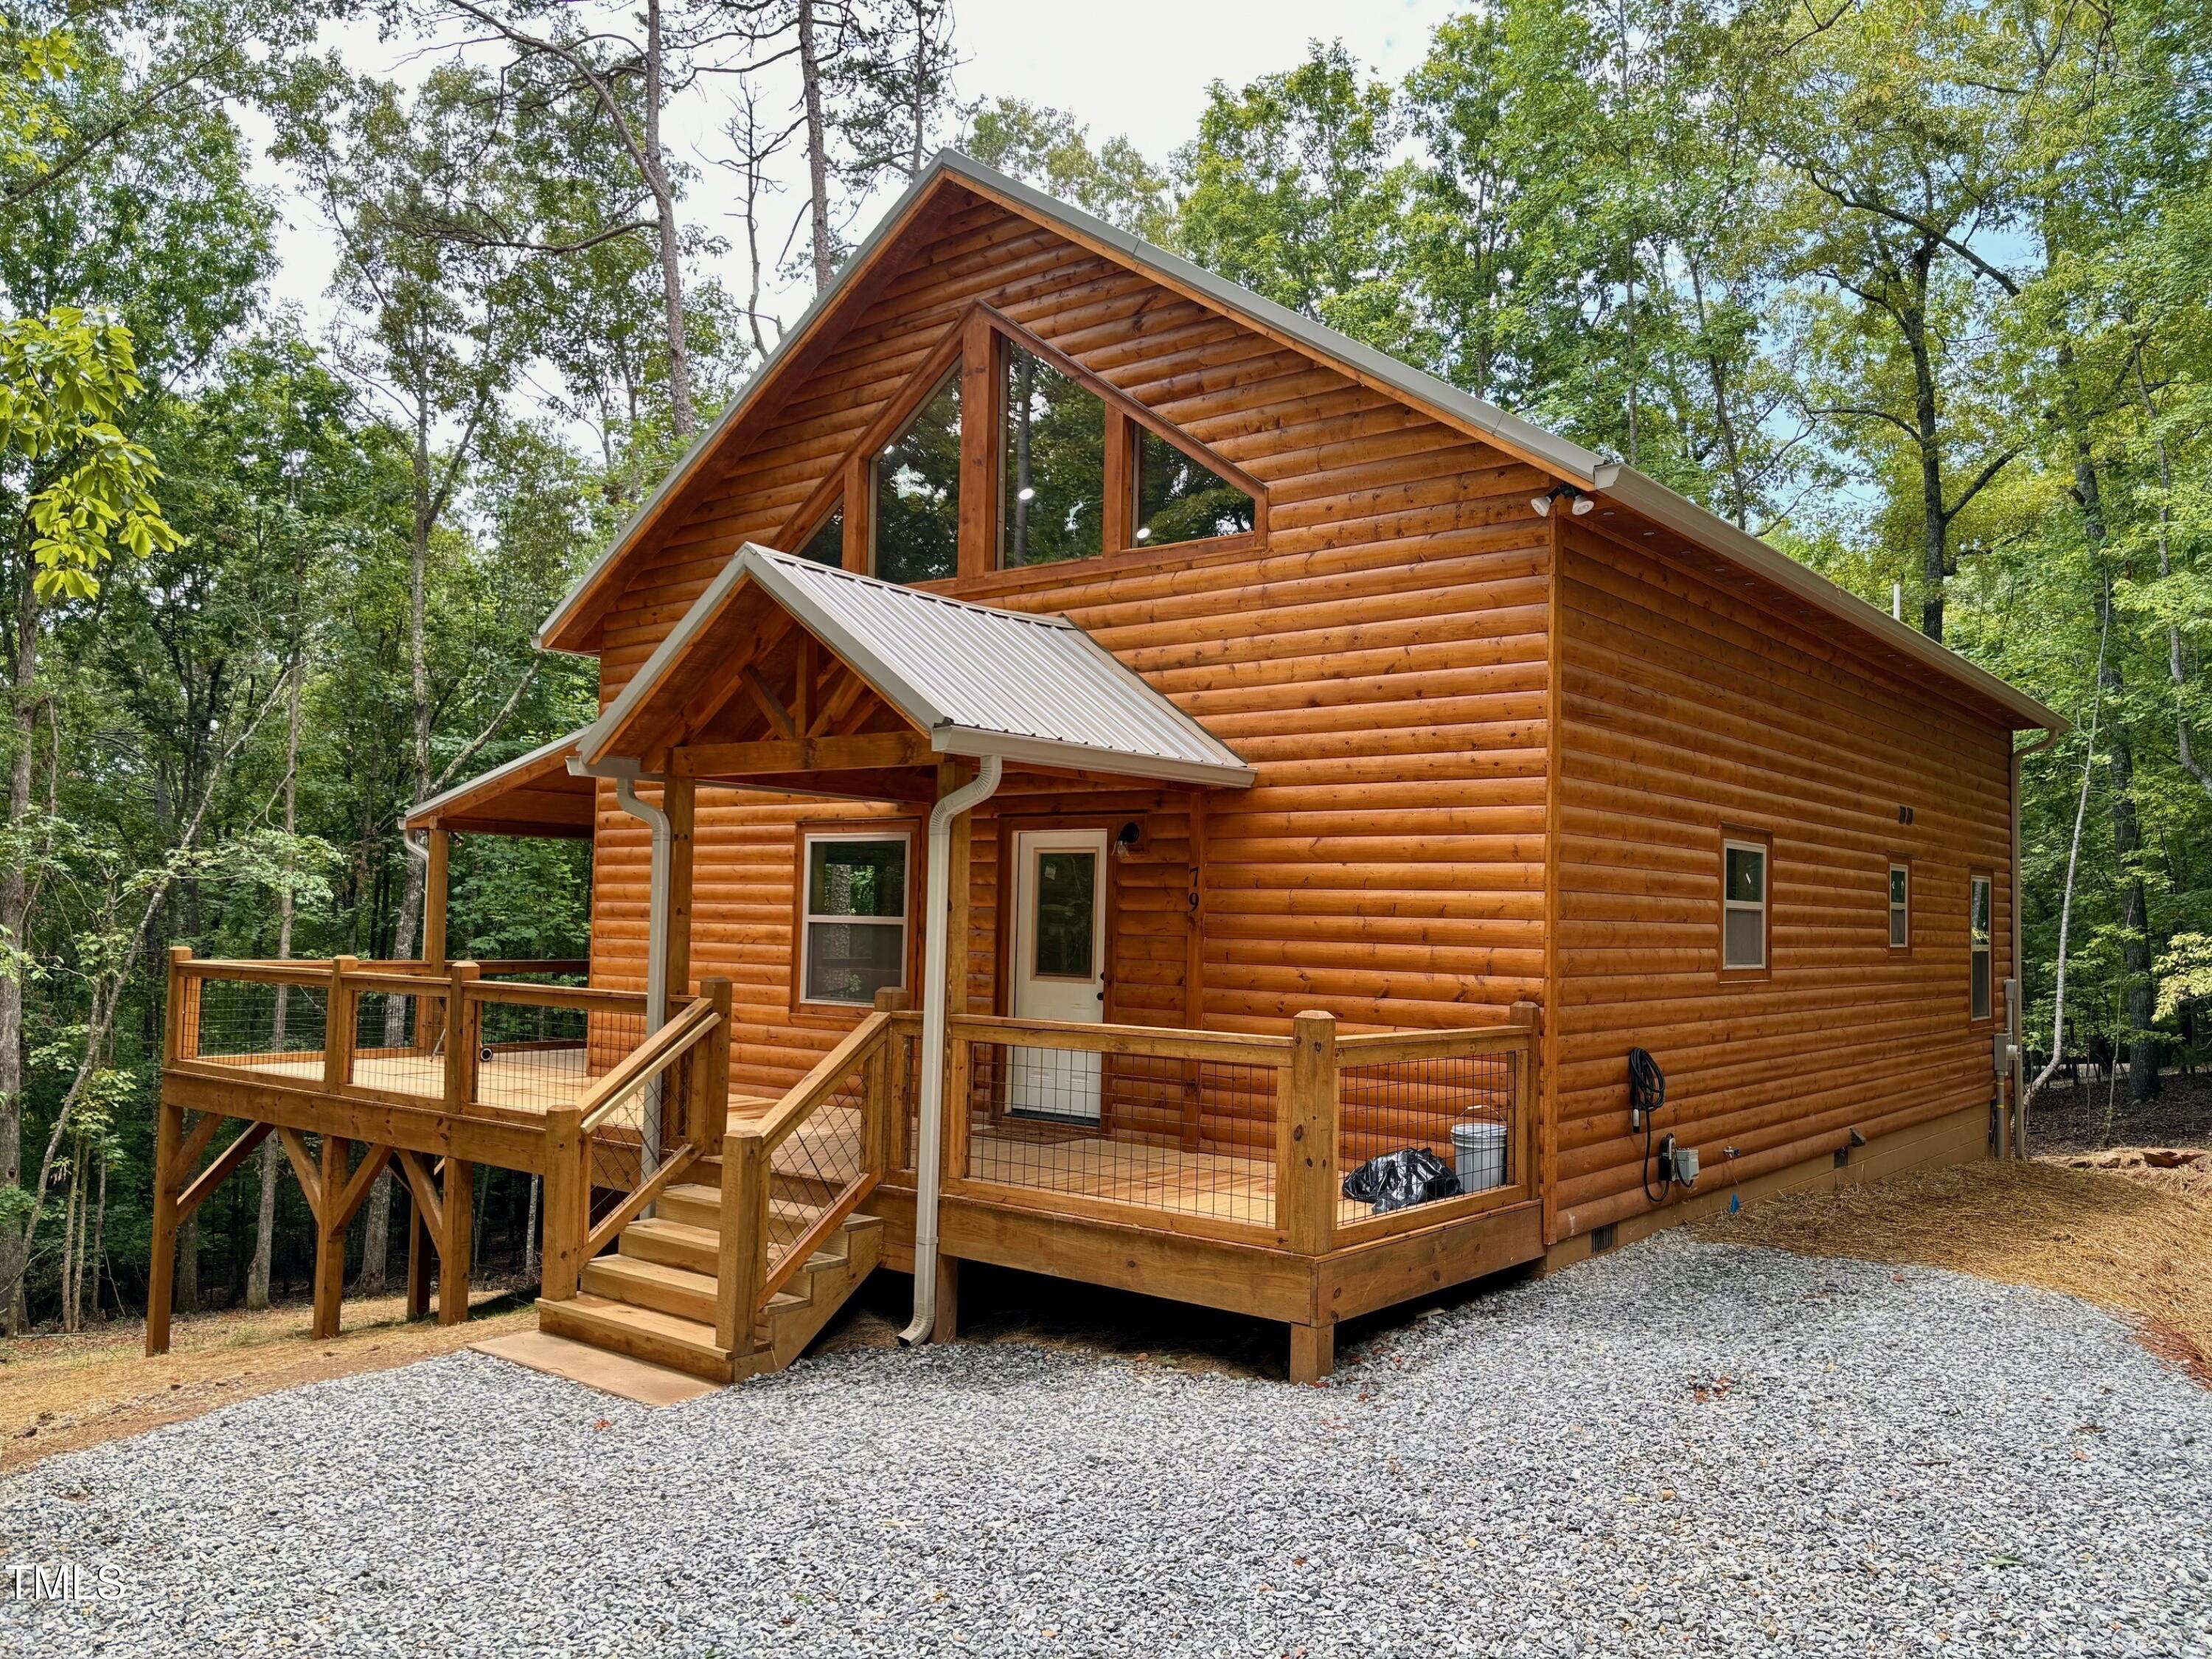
[918,1000,1543,1252]
[714,1004,897,1355]
[164,948,656,1123]
[540,983,731,1300]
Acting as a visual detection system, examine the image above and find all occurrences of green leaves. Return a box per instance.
[1,307,182,599]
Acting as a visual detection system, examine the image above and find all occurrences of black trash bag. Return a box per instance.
[1341,1147,1462,1214]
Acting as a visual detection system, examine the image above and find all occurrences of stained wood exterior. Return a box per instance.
[535,161,2049,1264]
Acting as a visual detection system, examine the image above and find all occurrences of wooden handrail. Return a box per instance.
[749,1012,892,1150]
[579,996,722,1133]
[465,979,648,1012]
[1334,1024,1533,1063]
[949,1013,1293,1062]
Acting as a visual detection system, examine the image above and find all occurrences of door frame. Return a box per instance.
[991,811,1127,1133]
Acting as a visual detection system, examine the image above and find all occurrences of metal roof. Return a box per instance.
[538,147,2060,735]
[580,544,1256,790]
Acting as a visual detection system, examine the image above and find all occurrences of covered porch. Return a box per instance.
[153,545,1548,1381]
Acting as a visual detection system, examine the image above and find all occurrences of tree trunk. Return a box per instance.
[0,559,38,1334]
[2069,355,2159,1102]
[249,650,306,1312]
[799,0,834,292]
[641,0,695,438]
[177,1212,201,1315]
[1904,264,1947,643]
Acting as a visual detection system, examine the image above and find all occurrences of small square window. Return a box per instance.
[1722,839,1767,972]
[1888,863,1910,951]
[800,833,910,1005]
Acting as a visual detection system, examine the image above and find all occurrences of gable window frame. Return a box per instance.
[794,824,919,1013]
[772,301,1268,592]
[1719,827,1771,978]
[1969,869,1993,1023]
[1888,858,1911,954]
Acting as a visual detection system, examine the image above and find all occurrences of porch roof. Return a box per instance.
[403,731,596,838]
[578,544,1256,790]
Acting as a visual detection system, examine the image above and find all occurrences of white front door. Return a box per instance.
[1008,828,1108,1121]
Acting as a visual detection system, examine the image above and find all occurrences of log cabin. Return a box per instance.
[150,150,2061,1388]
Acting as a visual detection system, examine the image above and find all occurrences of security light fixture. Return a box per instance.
[1531,484,1596,518]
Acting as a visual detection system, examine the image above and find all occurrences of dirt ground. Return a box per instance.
[2028,1068,2212,1155]
[0,1287,533,1474]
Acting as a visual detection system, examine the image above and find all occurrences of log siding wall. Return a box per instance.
[585,188,1552,1101]
[1547,518,2014,1239]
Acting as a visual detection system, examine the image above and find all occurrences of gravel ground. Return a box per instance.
[1,1234,2207,1658]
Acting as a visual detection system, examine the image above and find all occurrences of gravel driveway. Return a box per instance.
[1,1234,2207,1658]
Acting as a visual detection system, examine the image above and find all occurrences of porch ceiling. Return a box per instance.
[403,731,597,838]
[577,543,1256,792]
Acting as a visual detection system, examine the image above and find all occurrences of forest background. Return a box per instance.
[2,0,2204,1330]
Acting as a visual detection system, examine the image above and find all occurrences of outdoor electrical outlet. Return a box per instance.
[1672,1143,1700,1189]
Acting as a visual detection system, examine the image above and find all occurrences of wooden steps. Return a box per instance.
[535,1157,880,1386]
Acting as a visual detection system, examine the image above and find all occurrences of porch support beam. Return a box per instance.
[670,730,932,778]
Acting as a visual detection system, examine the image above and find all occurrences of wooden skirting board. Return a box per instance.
[1537,1101,1992,1275]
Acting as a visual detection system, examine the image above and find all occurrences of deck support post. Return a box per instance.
[439,1159,475,1325]
[145,1095,184,1356]
[422,827,449,967]
[933,1254,961,1341]
[406,1198,432,1321]
[310,1135,351,1340]
[1289,1321,1334,1386]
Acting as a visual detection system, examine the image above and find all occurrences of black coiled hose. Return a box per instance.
[1630,1046,1672,1202]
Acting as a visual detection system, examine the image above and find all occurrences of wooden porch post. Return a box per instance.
[695,976,733,1155]
[1283,1009,1339,1385]
[540,1109,584,1301]
[937,759,974,1189]
[661,777,696,1020]
[422,827,450,967]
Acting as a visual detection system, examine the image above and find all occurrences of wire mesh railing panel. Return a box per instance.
[1337,1048,1519,1219]
[474,999,646,1119]
[585,1042,697,1225]
[349,988,444,1098]
[764,1062,871,1280]
[959,1040,1279,1229]
[188,978,329,1070]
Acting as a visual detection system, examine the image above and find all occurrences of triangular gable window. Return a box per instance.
[1135,430,1256,547]
[774,302,1266,588]
[873,369,962,584]
[1001,341,1105,568]
[797,501,844,566]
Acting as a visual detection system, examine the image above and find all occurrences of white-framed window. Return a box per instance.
[1888,862,1910,950]
[799,832,911,1005]
[1722,837,1768,971]
[1969,872,1992,1020]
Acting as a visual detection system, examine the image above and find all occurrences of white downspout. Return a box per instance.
[615,771,673,1164]
[901,753,1004,1347]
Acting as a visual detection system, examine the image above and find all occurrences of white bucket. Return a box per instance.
[1452,1120,1509,1192]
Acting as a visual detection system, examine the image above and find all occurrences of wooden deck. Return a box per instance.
[204,1046,592,1116]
